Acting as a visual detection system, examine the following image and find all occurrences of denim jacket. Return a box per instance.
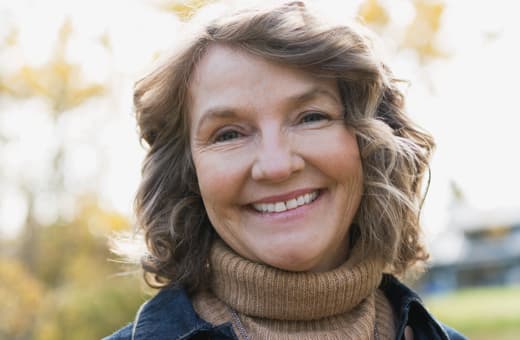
[104,274,467,340]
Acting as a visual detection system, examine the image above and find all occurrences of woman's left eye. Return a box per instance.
[213,129,242,143]
[299,111,330,124]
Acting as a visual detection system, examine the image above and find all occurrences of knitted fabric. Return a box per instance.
[193,240,396,339]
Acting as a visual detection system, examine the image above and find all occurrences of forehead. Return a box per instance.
[188,44,340,120]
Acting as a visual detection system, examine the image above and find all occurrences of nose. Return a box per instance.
[251,131,304,182]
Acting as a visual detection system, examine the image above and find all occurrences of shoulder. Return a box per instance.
[102,287,206,340]
[102,287,189,340]
[379,274,467,340]
[103,323,133,340]
[103,287,236,340]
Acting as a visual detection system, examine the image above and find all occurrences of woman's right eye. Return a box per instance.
[299,111,331,124]
[213,130,242,143]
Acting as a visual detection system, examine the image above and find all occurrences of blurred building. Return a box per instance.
[420,206,520,293]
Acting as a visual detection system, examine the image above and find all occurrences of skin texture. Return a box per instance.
[189,45,363,272]
[405,326,414,340]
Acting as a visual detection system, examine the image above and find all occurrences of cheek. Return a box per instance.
[304,127,363,179]
[333,160,363,211]
[193,152,247,207]
[313,129,364,205]
[334,129,362,176]
[337,146,364,203]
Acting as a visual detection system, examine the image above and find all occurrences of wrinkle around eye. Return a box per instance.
[293,117,343,132]
[192,135,250,153]
[294,106,344,124]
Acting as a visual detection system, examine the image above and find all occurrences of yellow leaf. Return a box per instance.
[0,78,17,96]
[159,0,216,21]
[0,18,105,112]
[403,0,446,60]
[52,60,72,80]
[4,27,19,46]
[20,65,51,97]
[358,0,389,26]
[58,18,73,46]
[66,84,105,109]
[99,31,112,51]
[0,259,43,337]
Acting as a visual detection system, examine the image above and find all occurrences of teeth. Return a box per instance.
[275,202,286,212]
[286,199,298,209]
[252,191,319,213]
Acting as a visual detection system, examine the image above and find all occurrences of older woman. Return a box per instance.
[106,2,466,339]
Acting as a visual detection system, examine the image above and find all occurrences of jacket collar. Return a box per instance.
[132,287,236,340]
[132,275,453,340]
[380,274,450,340]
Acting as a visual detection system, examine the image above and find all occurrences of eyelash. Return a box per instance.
[213,128,243,143]
[299,111,331,124]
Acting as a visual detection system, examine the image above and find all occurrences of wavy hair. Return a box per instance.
[130,1,434,293]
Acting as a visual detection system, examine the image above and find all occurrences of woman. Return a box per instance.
[106,2,466,339]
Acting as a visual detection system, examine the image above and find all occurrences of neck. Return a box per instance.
[192,239,397,339]
[209,239,384,320]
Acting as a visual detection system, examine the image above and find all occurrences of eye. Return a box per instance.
[299,111,330,124]
[213,129,242,143]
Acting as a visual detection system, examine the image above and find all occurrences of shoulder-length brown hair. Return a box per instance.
[131,1,434,293]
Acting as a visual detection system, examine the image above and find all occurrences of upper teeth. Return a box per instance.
[252,191,319,213]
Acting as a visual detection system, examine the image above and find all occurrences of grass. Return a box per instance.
[424,285,520,339]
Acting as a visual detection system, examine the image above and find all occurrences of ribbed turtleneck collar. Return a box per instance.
[209,239,384,321]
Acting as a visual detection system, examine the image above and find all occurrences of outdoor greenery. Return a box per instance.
[425,285,520,340]
[0,197,148,339]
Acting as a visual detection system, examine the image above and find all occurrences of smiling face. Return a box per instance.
[189,45,363,272]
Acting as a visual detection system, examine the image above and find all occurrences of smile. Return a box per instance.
[252,191,319,213]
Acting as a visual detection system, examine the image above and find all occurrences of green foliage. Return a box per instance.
[34,277,147,340]
[34,197,132,288]
[0,259,43,339]
[0,197,151,340]
[425,285,520,340]
[1,9,147,339]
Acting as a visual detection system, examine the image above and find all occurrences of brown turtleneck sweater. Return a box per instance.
[193,241,396,339]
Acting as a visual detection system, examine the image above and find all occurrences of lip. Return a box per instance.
[250,188,320,204]
[246,189,325,222]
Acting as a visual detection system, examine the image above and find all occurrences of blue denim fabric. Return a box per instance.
[102,287,237,340]
[104,274,467,340]
[379,275,467,340]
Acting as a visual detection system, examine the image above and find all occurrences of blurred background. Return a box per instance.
[1,0,519,339]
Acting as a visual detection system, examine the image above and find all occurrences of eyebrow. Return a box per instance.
[195,109,239,135]
[288,86,341,107]
[195,85,342,133]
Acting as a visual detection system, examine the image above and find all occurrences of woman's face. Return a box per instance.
[189,45,363,272]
